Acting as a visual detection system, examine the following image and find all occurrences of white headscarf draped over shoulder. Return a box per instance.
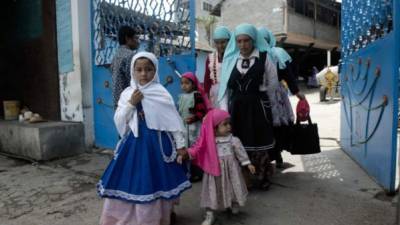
[114,52,185,137]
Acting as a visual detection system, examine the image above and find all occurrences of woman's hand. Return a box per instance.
[296,92,305,100]
[129,89,144,106]
[247,164,256,174]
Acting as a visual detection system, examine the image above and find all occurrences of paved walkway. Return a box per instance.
[0,89,397,225]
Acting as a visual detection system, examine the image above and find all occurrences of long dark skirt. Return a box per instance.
[242,151,274,189]
[269,124,293,162]
[230,93,275,189]
[230,94,275,151]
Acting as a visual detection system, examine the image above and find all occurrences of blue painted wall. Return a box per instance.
[56,0,74,74]
[340,0,399,192]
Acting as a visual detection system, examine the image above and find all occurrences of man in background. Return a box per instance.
[111,26,140,108]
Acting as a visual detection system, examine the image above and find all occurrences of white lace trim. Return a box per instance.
[113,135,129,160]
[97,180,191,203]
[159,131,177,163]
[245,141,275,151]
[113,132,177,162]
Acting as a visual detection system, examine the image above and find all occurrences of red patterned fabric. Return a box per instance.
[296,99,310,122]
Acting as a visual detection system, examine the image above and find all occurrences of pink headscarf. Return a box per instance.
[182,72,212,110]
[188,109,230,176]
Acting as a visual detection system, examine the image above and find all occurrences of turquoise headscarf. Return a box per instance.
[213,26,231,40]
[217,23,270,101]
[258,27,292,70]
[258,27,276,48]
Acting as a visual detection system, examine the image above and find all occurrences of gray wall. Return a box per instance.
[220,0,286,34]
[220,0,339,47]
[287,12,340,44]
[315,21,340,44]
[287,12,314,37]
[221,0,286,33]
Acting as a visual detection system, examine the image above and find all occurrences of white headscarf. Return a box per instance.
[114,52,184,137]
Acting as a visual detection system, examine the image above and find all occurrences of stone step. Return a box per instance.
[0,121,85,161]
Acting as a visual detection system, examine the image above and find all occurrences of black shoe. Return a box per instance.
[276,156,284,169]
[190,175,202,183]
[260,180,271,191]
[170,212,177,225]
[276,161,284,169]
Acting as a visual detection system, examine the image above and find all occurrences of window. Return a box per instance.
[288,0,295,8]
[317,5,339,26]
[202,1,213,12]
[305,1,315,18]
[288,0,340,27]
[294,0,306,14]
[211,3,221,17]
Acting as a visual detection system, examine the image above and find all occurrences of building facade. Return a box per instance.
[219,0,341,77]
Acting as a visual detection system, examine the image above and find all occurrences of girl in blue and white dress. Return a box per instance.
[97,52,191,225]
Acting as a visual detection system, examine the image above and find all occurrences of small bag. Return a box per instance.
[289,99,320,155]
[290,116,321,155]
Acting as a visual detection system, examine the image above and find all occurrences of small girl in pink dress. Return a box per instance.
[179,109,255,225]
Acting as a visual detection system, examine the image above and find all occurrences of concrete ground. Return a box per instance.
[0,88,397,225]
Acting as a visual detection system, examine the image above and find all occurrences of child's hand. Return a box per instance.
[185,116,195,124]
[129,89,144,106]
[177,148,189,161]
[177,155,184,164]
[247,164,256,174]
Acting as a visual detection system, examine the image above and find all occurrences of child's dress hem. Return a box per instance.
[98,180,191,204]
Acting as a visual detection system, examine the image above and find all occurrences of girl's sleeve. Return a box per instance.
[232,137,251,166]
[171,131,186,149]
[188,137,202,160]
[262,55,280,91]
[279,62,299,95]
[188,92,207,122]
[262,55,281,126]
[203,56,212,96]
[114,92,136,137]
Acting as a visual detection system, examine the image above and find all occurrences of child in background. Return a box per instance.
[98,52,191,225]
[178,109,255,225]
[178,72,210,182]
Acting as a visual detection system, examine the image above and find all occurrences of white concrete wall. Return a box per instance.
[195,0,221,44]
[59,0,93,147]
[196,50,209,82]
[59,0,83,122]
[77,0,94,147]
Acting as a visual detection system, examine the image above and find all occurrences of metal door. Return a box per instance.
[91,0,196,148]
[340,0,400,192]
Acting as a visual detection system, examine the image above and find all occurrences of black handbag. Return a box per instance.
[289,116,321,155]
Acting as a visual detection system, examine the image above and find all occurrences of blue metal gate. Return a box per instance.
[91,0,196,149]
[340,0,400,192]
